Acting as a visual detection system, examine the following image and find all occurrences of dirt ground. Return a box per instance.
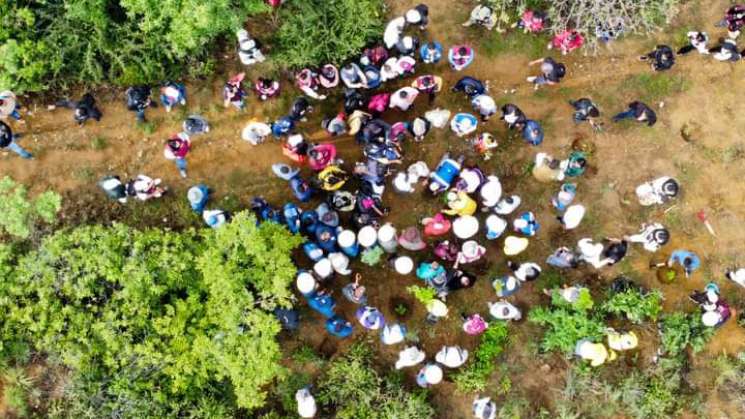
[2,0,745,418]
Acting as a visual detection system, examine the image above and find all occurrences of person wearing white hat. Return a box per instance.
[456,240,486,266]
[296,387,317,418]
[508,261,542,282]
[453,215,479,239]
[435,345,469,368]
[560,204,586,230]
[485,215,507,240]
[493,195,521,215]
[393,255,414,275]
[242,120,272,145]
[480,176,502,208]
[357,225,378,248]
[377,223,398,253]
[725,268,745,288]
[424,108,451,128]
[390,87,419,111]
[337,229,360,258]
[296,271,318,296]
[313,258,333,281]
[577,238,606,268]
[405,4,429,29]
[701,310,722,327]
[395,346,426,369]
[488,300,522,321]
[457,167,485,194]
[503,236,529,256]
[426,298,449,323]
[328,252,352,275]
[473,397,497,419]
[416,363,443,388]
[384,16,406,49]
[203,209,229,228]
[381,323,407,345]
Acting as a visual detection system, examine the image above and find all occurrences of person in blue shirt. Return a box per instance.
[307,291,336,318]
[522,120,544,145]
[667,250,701,277]
[420,41,443,64]
[326,315,353,338]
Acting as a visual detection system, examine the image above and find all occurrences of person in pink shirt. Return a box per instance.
[549,29,584,54]
[163,132,191,178]
[307,143,337,171]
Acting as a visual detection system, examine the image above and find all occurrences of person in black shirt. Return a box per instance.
[639,45,675,71]
[0,120,32,159]
[55,93,102,126]
[612,101,657,126]
[526,57,566,89]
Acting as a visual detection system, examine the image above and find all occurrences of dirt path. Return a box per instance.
[3,0,745,417]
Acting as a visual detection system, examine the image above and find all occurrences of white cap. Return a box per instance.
[423,364,443,384]
[702,310,720,327]
[377,223,397,242]
[462,240,484,258]
[314,258,332,278]
[358,226,378,247]
[394,256,414,274]
[453,215,479,239]
[296,272,317,294]
[486,215,507,239]
[338,230,357,247]
[563,205,586,230]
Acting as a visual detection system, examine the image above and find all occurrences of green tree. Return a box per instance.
[274,0,385,68]
[529,294,606,355]
[0,212,302,415]
[0,1,270,92]
[0,176,61,239]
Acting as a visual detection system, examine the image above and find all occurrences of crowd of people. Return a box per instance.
[3,2,745,418]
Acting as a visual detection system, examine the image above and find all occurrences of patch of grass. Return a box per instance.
[623,73,691,103]
[74,167,96,182]
[481,31,549,59]
[722,143,745,163]
[291,344,324,365]
[90,136,108,151]
[536,269,565,291]
[137,120,158,135]
[673,160,700,184]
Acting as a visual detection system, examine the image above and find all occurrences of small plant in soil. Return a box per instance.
[394,304,408,317]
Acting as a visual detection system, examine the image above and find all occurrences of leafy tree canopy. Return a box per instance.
[0,176,61,239]
[0,212,302,416]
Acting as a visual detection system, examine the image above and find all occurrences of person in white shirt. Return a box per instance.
[395,346,426,369]
[677,31,709,55]
[725,268,745,288]
[635,176,679,206]
[389,87,419,111]
[488,300,521,321]
[296,387,317,418]
[436,345,469,368]
[625,223,669,252]
[473,397,496,419]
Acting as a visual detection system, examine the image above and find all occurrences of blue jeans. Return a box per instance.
[10,108,21,120]
[7,138,32,159]
[174,158,187,171]
[135,108,146,122]
[613,110,636,122]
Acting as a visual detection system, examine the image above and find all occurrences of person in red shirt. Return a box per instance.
[164,132,191,178]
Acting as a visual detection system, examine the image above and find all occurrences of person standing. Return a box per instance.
[126,86,155,122]
[0,120,32,159]
[0,91,25,123]
[164,132,191,178]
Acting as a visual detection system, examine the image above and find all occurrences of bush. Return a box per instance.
[317,343,435,418]
[529,292,605,355]
[0,1,270,92]
[602,288,663,324]
[0,212,303,415]
[407,285,436,306]
[658,312,714,357]
[0,176,61,239]
[453,323,510,393]
[274,0,385,69]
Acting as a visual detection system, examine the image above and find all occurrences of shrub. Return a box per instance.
[317,343,435,418]
[407,285,436,307]
[530,291,605,354]
[274,0,385,69]
[658,312,714,357]
[453,323,510,393]
[0,176,61,239]
[0,1,271,92]
[602,288,663,324]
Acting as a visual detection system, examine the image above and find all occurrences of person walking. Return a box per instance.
[164,132,191,178]
[0,120,32,159]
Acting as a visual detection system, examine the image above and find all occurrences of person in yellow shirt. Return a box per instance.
[575,339,617,366]
[443,190,477,216]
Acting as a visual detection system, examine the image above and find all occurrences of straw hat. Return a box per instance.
[503,236,529,256]
[378,223,397,242]
[313,258,333,278]
[399,227,427,251]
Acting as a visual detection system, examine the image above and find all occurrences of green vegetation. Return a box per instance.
[0,1,270,92]
[407,285,437,306]
[453,323,510,393]
[712,352,745,410]
[274,0,385,68]
[0,212,302,416]
[658,312,714,357]
[316,343,435,419]
[0,176,61,239]
[529,291,605,354]
[624,73,691,102]
[602,287,663,324]
[481,31,549,59]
